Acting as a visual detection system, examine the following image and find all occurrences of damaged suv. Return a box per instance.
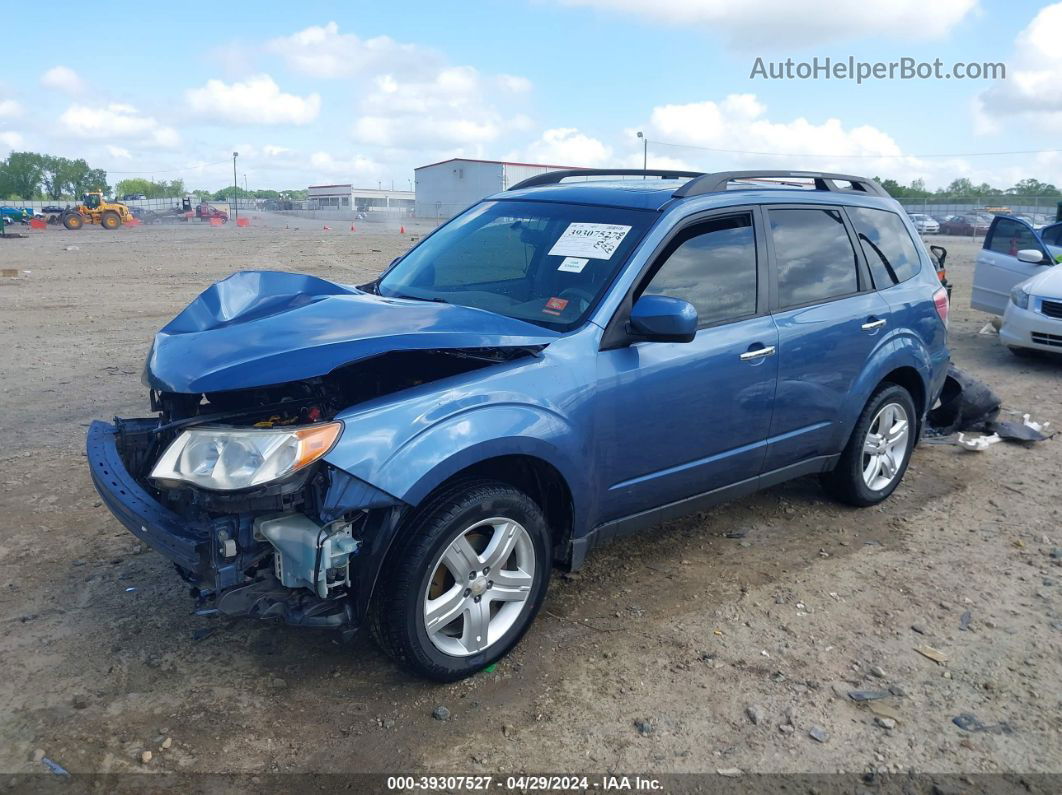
[89,169,950,680]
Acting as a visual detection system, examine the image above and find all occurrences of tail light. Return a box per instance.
[933,286,949,329]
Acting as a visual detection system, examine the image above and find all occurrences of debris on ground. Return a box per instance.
[914,645,949,664]
[926,366,1001,435]
[987,416,1052,443]
[959,610,973,631]
[432,706,451,721]
[848,690,891,702]
[634,718,654,736]
[952,713,1014,735]
[956,432,1002,451]
[808,726,829,743]
[40,757,69,776]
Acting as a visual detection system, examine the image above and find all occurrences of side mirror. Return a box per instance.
[1017,249,1045,264]
[628,295,698,343]
[929,244,947,267]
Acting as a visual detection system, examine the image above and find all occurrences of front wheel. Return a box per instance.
[822,384,917,507]
[62,212,84,230]
[370,480,551,681]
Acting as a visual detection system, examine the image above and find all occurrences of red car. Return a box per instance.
[196,203,229,223]
[938,214,990,236]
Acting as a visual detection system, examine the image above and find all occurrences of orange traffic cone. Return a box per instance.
[400,225,405,234]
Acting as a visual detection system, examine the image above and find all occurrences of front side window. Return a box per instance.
[988,218,1040,255]
[378,200,654,330]
[769,208,859,308]
[640,214,757,326]
[847,206,922,288]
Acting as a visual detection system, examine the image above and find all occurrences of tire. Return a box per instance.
[369,479,551,681]
[822,383,917,507]
[62,213,83,230]
[100,211,121,230]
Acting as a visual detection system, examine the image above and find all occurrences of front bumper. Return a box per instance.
[87,420,210,577]
[1000,301,1062,352]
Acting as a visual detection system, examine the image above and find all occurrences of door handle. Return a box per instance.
[861,318,887,331]
[740,345,776,361]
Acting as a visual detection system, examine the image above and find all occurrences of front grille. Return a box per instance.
[1031,331,1062,347]
[1041,299,1062,319]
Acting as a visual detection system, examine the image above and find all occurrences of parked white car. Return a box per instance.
[908,213,939,234]
[1001,265,1062,356]
[971,215,1062,315]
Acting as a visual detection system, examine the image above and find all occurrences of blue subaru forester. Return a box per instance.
[88,169,951,680]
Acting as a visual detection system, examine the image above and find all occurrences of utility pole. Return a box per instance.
[232,152,239,221]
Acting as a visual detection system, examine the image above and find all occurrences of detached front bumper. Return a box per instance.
[87,420,211,578]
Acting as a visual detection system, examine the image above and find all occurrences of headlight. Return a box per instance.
[150,422,342,491]
[1009,284,1031,310]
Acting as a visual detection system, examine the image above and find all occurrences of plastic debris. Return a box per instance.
[914,645,949,664]
[40,757,70,777]
[952,713,1014,735]
[848,690,891,702]
[978,322,998,335]
[959,610,973,631]
[956,432,1002,451]
[926,366,1001,435]
[124,586,137,593]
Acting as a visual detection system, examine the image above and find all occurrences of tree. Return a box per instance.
[1007,178,1060,196]
[1,152,46,198]
[115,177,184,198]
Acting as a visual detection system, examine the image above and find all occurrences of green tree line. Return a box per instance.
[0,152,108,200]
[876,176,1062,199]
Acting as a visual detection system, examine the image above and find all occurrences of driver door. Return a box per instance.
[595,210,778,522]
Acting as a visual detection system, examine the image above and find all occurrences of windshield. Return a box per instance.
[377,200,655,329]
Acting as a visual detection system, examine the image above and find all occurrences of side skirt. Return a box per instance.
[569,454,840,570]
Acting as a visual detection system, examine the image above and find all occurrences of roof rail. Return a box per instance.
[508,168,705,191]
[674,170,890,198]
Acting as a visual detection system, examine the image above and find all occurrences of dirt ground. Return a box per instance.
[0,216,1059,783]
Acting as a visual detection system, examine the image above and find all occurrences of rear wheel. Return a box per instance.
[370,480,550,681]
[62,212,84,230]
[100,211,121,230]
[822,384,917,507]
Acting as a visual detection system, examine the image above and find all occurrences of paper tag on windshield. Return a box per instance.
[557,257,588,273]
[548,223,631,260]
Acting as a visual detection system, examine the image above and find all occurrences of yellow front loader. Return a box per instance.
[62,192,134,230]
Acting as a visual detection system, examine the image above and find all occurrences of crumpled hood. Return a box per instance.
[145,270,558,393]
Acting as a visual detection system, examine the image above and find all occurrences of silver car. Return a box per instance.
[908,213,940,234]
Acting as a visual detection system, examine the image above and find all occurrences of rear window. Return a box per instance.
[769,208,859,308]
[846,206,922,288]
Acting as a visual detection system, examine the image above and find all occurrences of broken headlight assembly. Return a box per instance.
[150,422,342,491]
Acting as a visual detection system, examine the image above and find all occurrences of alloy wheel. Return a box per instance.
[861,402,910,491]
[423,517,535,657]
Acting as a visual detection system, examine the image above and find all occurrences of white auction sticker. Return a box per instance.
[547,223,631,260]
[557,256,589,273]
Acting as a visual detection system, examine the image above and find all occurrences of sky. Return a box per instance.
[3,1,1062,192]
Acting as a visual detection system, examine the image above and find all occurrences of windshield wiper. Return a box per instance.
[390,292,449,304]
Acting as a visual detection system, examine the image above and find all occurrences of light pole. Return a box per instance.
[636,131,646,175]
[232,152,239,221]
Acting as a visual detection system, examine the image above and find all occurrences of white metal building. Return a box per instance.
[307,184,415,214]
[413,158,582,219]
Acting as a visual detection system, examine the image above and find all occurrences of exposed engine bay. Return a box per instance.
[103,346,540,634]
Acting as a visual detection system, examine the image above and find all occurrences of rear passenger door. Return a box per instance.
[763,206,891,472]
[972,217,1050,315]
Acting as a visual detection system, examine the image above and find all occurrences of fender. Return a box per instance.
[830,328,932,451]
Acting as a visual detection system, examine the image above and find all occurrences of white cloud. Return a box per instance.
[40,65,88,95]
[185,75,321,126]
[106,145,132,159]
[979,3,1062,130]
[308,151,387,180]
[352,67,529,149]
[0,131,23,150]
[559,0,976,46]
[523,128,613,166]
[636,93,984,189]
[0,98,21,118]
[266,21,439,79]
[59,103,180,147]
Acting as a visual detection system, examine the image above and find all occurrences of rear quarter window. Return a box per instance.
[846,206,921,288]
